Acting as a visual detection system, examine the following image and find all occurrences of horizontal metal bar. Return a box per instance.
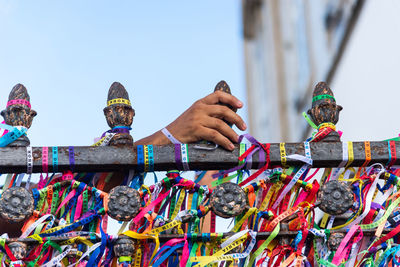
[158,228,388,241]
[4,228,388,244]
[0,141,397,173]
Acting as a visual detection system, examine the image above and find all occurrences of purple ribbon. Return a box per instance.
[175,144,183,170]
[100,127,130,138]
[371,202,384,210]
[212,134,265,179]
[68,146,75,172]
[112,128,130,134]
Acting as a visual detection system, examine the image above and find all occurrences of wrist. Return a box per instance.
[134,130,170,146]
[161,127,182,144]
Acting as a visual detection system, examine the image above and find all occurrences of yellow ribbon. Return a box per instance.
[192,233,248,267]
[171,189,186,220]
[232,207,257,232]
[280,143,288,168]
[107,98,131,106]
[59,236,93,247]
[345,141,354,168]
[122,231,159,263]
[149,220,182,235]
[259,182,282,211]
[28,234,43,244]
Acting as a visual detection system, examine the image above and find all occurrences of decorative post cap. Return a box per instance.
[106,186,141,221]
[328,233,345,251]
[214,80,231,94]
[316,180,354,215]
[210,182,249,218]
[0,187,34,223]
[103,82,135,146]
[1,84,37,147]
[311,82,337,107]
[114,236,135,258]
[307,82,342,142]
[8,242,28,260]
[214,80,236,128]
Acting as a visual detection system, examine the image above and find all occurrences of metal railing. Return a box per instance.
[0,81,397,266]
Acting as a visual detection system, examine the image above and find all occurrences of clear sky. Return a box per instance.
[0,0,246,146]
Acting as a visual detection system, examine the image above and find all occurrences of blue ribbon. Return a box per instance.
[152,243,184,267]
[0,124,27,147]
[52,146,58,173]
[137,145,144,173]
[60,182,87,218]
[40,211,98,237]
[87,216,108,265]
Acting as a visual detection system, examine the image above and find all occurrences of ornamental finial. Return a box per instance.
[103,82,135,146]
[307,82,342,142]
[214,80,235,127]
[1,84,37,147]
[114,236,135,259]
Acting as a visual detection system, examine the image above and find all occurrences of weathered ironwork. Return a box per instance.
[307,82,342,142]
[0,80,397,265]
[0,228,391,245]
[107,186,141,221]
[8,242,28,260]
[0,84,37,147]
[113,236,136,258]
[104,82,135,146]
[0,141,397,173]
[210,182,249,218]
[316,180,354,215]
[214,80,235,127]
[0,186,34,223]
[327,232,346,251]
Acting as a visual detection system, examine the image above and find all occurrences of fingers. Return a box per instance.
[200,127,235,151]
[203,117,240,143]
[201,90,243,109]
[164,90,247,150]
[207,105,247,131]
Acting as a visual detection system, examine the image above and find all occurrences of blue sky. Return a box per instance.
[0,1,246,146]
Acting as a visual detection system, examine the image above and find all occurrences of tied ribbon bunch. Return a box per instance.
[1,127,400,266]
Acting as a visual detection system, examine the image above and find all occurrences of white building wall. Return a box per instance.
[243,0,361,142]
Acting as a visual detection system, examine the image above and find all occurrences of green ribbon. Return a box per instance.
[26,240,62,267]
[169,187,178,218]
[211,173,237,187]
[83,189,89,214]
[302,112,318,129]
[375,239,393,266]
[384,136,400,141]
[360,196,400,229]
[50,183,60,215]
[187,241,199,266]
[312,94,335,102]
[246,223,280,266]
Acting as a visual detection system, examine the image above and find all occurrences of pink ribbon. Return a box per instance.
[7,99,31,108]
[133,181,191,225]
[331,225,362,265]
[180,235,189,267]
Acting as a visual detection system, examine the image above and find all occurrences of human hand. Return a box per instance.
[165,90,247,150]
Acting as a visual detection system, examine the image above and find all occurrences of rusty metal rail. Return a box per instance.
[0,141,397,174]
[3,228,389,244]
[0,81,396,264]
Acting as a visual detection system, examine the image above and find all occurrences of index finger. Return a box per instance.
[200,91,244,109]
